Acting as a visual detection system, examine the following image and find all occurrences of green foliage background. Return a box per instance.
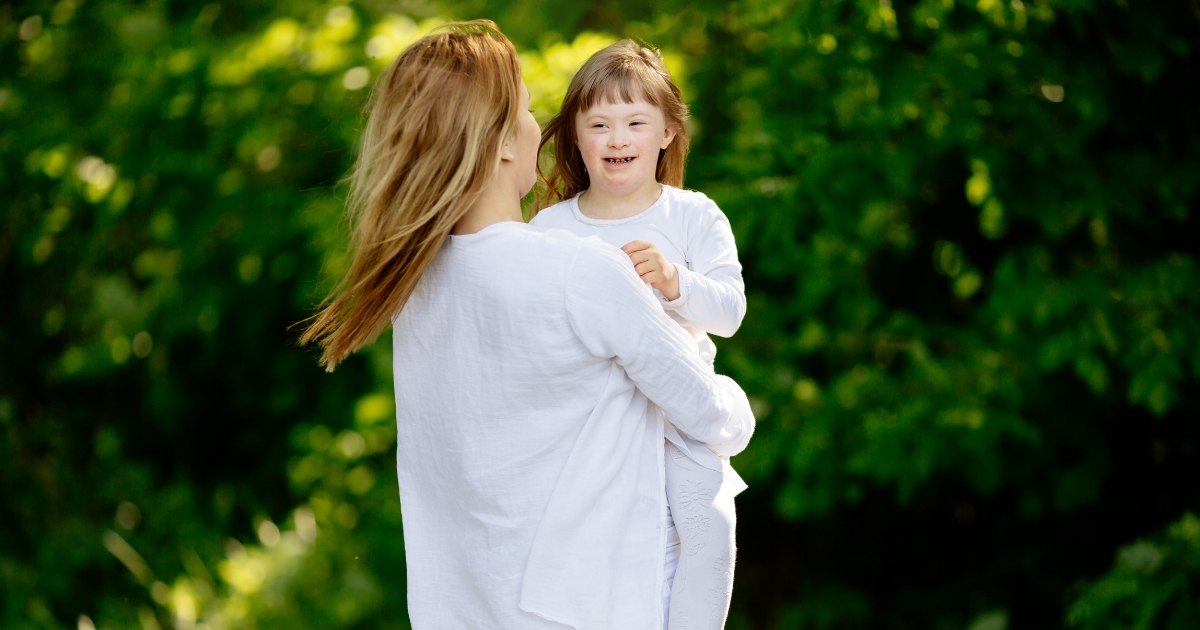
[2,0,1197,629]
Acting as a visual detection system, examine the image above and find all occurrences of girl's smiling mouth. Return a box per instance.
[605,156,636,164]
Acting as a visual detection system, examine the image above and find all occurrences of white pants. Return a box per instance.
[662,440,737,630]
[663,514,680,628]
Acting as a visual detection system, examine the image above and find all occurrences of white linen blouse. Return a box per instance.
[390,221,755,630]
[530,185,749,480]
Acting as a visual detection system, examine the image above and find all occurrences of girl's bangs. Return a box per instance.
[577,63,667,112]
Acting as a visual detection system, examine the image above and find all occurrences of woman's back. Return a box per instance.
[393,222,655,629]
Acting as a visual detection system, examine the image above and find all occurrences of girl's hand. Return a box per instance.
[621,240,680,300]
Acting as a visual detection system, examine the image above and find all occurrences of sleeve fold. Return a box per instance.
[566,244,755,454]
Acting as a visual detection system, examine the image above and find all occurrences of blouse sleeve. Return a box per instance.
[565,243,754,456]
[658,202,746,338]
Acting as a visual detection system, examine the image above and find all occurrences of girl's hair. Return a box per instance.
[299,20,523,371]
[536,39,690,210]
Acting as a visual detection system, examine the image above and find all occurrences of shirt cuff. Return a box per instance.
[660,263,691,310]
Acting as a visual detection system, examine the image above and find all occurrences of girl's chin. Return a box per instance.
[592,170,656,194]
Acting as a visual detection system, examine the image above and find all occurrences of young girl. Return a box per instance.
[530,40,749,630]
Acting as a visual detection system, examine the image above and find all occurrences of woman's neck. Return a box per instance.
[454,179,524,235]
[577,179,663,220]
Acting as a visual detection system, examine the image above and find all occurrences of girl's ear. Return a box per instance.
[660,123,678,150]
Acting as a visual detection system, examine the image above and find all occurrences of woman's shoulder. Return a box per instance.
[523,224,635,281]
[451,224,624,290]
[522,222,616,259]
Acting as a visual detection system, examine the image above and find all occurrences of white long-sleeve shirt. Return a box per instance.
[391,221,755,630]
[531,186,749,480]
[530,185,747,366]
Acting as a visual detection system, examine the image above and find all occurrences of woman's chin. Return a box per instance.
[521,176,537,199]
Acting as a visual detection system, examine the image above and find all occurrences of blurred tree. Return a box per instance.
[1,1,418,627]
[1,0,1197,629]
[641,0,1200,627]
[1068,512,1200,630]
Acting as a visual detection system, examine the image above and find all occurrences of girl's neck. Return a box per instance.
[577,179,663,220]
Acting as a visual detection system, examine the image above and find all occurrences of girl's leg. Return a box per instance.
[663,499,680,629]
[664,440,736,630]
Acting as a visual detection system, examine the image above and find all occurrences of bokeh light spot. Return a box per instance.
[151,581,170,604]
[293,507,318,543]
[43,306,65,336]
[116,501,141,530]
[132,331,153,358]
[338,431,366,458]
[45,205,71,232]
[309,425,332,450]
[355,393,394,426]
[217,169,244,195]
[255,146,281,172]
[333,503,359,529]
[111,336,131,364]
[346,466,376,495]
[816,34,837,54]
[933,241,964,277]
[325,6,353,27]
[342,66,369,90]
[32,236,54,264]
[52,1,77,24]
[793,379,821,403]
[102,319,123,344]
[19,15,43,41]
[287,81,314,105]
[62,347,85,373]
[238,254,263,284]
[197,305,220,332]
[257,520,281,547]
[954,271,983,298]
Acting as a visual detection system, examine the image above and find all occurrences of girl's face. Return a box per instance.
[574,97,676,197]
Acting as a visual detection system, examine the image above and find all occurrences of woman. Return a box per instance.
[301,22,753,630]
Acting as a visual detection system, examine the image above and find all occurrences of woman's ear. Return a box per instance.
[660,124,678,150]
[499,138,516,163]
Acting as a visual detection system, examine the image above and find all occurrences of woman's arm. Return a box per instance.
[565,243,754,456]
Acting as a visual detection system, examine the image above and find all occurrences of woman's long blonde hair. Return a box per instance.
[300,20,524,371]
[536,39,690,210]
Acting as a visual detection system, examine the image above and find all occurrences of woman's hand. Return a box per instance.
[621,240,680,301]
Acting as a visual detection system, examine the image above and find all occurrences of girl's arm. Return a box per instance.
[566,243,754,457]
[662,203,746,338]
